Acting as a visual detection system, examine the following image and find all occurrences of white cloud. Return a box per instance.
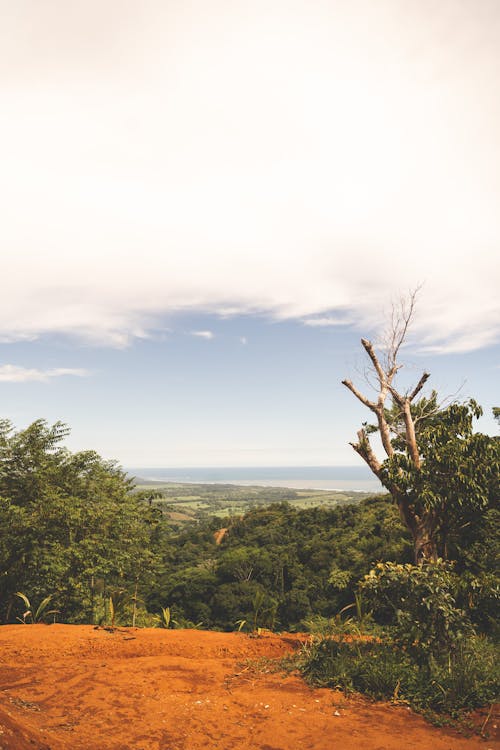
[302,316,350,328]
[239,337,248,345]
[0,1,499,353]
[191,330,214,340]
[0,365,90,383]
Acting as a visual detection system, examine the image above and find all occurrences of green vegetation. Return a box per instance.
[0,406,497,721]
[152,606,178,629]
[343,295,499,565]
[0,417,404,628]
[132,481,372,526]
[300,561,499,717]
[0,419,164,625]
[315,297,500,719]
[300,635,499,717]
[147,496,411,631]
[15,592,59,624]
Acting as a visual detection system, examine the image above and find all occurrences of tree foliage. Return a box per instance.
[342,293,499,563]
[381,396,499,562]
[0,419,163,623]
[360,561,473,658]
[148,497,411,630]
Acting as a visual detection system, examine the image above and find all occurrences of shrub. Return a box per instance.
[300,635,499,715]
[359,561,473,659]
[299,561,499,717]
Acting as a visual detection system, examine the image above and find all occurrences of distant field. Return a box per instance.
[132,481,381,524]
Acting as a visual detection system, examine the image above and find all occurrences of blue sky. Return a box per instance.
[1,311,498,467]
[0,1,498,467]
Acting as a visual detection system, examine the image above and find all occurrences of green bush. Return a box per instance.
[301,638,415,699]
[300,560,499,717]
[359,561,474,659]
[300,635,499,715]
[459,570,499,638]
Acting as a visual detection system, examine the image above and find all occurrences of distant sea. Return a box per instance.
[127,466,383,493]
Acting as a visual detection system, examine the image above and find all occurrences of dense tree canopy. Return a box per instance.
[148,497,411,630]
[0,419,163,623]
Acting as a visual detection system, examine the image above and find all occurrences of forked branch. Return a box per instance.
[350,428,382,477]
[361,339,386,385]
[409,372,430,402]
[341,289,445,562]
[341,379,376,410]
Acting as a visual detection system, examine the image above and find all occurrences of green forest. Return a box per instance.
[0,397,498,718]
[0,417,402,629]
[131,479,374,524]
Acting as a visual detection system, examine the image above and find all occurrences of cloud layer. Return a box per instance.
[0,366,90,383]
[1,1,499,353]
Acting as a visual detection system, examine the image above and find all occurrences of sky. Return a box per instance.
[0,0,498,467]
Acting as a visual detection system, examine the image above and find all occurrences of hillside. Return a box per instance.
[0,625,495,750]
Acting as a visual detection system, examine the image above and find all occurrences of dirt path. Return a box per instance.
[0,625,496,750]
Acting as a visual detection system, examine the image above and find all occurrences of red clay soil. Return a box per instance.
[0,625,497,750]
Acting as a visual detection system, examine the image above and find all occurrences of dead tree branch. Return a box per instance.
[341,288,438,562]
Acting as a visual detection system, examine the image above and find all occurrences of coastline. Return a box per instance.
[128,467,383,493]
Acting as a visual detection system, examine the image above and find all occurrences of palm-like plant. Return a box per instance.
[107,589,129,629]
[153,606,178,629]
[15,592,59,624]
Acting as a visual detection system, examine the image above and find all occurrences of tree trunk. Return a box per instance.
[414,517,438,564]
[132,579,139,628]
[341,294,438,566]
[4,597,13,624]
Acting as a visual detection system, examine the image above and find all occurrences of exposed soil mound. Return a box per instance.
[0,625,496,750]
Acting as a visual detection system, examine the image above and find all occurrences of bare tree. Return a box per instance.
[342,291,437,563]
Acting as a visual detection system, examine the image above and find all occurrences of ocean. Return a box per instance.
[127,466,383,493]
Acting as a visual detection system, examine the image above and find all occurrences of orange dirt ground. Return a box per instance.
[0,625,497,750]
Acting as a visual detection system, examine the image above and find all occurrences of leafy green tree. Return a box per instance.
[382,396,499,563]
[342,294,499,563]
[0,419,163,623]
